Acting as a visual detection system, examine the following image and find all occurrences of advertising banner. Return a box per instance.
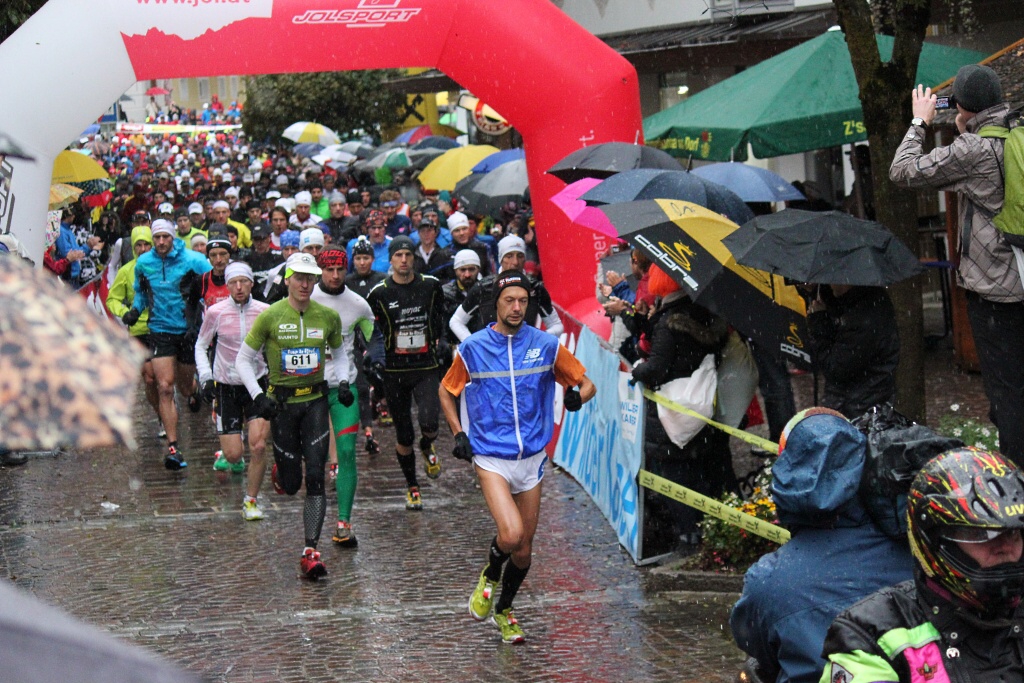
[553,325,644,563]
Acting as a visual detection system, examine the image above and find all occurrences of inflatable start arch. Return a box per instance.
[0,0,642,332]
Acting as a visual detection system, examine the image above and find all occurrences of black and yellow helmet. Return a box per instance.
[907,448,1024,613]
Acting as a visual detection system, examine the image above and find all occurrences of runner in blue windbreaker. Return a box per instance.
[439,270,595,644]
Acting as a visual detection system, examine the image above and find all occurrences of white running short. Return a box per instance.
[473,450,547,495]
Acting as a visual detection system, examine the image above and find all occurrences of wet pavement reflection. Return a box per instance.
[0,393,745,681]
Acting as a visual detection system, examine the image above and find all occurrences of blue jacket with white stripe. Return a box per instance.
[458,323,561,459]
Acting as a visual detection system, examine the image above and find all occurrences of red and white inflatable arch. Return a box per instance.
[0,0,641,331]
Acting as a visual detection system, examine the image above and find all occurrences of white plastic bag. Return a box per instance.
[656,353,717,448]
[713,331,760,428]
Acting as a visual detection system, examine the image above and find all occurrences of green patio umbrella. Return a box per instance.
[644,30,985,161]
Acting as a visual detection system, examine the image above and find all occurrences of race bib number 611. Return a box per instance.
[282,346,321,376]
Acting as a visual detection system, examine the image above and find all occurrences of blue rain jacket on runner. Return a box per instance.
[131,237,211,335]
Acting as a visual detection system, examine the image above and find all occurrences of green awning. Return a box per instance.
[644,30,985,161]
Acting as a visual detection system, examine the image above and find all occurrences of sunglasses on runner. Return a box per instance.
[942,527,1021,544]
[381,201,399,208]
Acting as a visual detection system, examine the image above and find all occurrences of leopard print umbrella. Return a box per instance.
[0,254,145,450]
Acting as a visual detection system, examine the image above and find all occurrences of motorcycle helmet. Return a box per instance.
[907,447,1024,613]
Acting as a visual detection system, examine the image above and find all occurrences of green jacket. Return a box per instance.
[106,259,150,336]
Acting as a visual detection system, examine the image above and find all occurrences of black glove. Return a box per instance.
[121,308,141,327]
[452,431,474,462]
[337,381,354,407]
[137,273,152,296]
[564,386,583,412]
[201,380,216,404]
[253,393,279,420]
[365,359,385,385]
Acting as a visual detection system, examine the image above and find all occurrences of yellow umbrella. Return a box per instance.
[49,183,84,211]
[282,121,341,146]
[418,144,499,191]
[51,150,109,185]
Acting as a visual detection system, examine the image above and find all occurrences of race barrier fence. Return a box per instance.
[550,306,789,563]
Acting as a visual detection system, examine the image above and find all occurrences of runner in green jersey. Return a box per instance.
[236,252,348,580]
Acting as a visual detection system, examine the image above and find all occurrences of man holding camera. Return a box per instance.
[890,65,1023,466]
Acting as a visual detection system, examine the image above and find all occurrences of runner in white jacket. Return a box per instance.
[194,261,271,521]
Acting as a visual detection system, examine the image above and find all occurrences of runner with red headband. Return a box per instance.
[311,248,378,547]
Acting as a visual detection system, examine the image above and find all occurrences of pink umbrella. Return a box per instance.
[549,177,619,240]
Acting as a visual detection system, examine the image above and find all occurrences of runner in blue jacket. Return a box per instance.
[440,270,595,644]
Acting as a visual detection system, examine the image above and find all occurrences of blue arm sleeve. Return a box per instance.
[611,280,635,304]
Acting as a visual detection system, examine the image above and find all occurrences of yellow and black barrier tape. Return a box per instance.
[638,470,790,544]
[642,388,780,454]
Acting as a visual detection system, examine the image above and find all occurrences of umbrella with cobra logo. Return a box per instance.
[0,255,147,451]
[599,199,810,367]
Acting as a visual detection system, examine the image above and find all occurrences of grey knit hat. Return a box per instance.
[952,65,1003,114]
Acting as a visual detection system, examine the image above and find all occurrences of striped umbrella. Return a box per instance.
[282,121,340,146]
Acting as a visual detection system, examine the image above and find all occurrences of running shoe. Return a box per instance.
[157,423,167,439]
[271,463,285,494]
[300,548,327,580]
[332,521,358,547]
[164,446,187,470]
[405,486,422,511]
[469,568,497,621]
[491,608,526,644]
[365,429,380,455]
[242,499,264,521]
[212,451,230,471]
[328,463,338,481]
[421,438,441,479]
[377,401,392,425]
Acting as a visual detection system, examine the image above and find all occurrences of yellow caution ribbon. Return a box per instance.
[642,388,780,454]
[639,470,790,545]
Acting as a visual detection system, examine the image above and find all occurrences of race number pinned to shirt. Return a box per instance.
[282,346,321,376]
[395,326,427,354]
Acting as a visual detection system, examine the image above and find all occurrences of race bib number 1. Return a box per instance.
[282,346,321,376]
[396,327,427,354]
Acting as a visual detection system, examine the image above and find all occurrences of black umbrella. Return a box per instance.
[411,136,460,151]
[723,210,925,286]
[600,199,811,368]
[580,169,754,225]
[546,142,684,183]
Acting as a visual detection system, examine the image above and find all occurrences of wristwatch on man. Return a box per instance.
[911,117,927,128]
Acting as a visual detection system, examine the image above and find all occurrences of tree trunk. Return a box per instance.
[833,0,930,421]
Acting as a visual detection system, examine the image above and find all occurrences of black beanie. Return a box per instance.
[952,65,1003,114]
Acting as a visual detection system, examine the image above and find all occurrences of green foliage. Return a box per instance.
[241,71,406,143]
[936,403,999,451]
[0,0,48,44]
[696,469,782,573]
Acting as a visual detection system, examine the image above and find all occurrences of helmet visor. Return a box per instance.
[943,527,1021,544]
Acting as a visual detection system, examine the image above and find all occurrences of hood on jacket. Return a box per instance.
[772,411,867,527]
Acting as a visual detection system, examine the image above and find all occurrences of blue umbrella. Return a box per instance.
[580,169,754,226]
[692,162,805,202]
[411,136,460,151]
[292,142,325,158]
[471,148,525,174]
[80,124,101,136]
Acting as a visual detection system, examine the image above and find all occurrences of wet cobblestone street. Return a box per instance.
[0,396,745,682]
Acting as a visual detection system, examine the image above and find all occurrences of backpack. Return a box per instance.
[851,404,964,541]
[979,110,1024,248]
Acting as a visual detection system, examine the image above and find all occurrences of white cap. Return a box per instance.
[188,202,204,215]
[222,173,234,183]
[190,233,208,247]
[274,198,292,211]
[242,174,254,183]
[498,234,527,262]
[151,219,175,237]
[212,200,230,210]
[294,191,312,206]
[453,249,481,270]
[265,190,282,200]
[158,202,174,215]
[224,261,254,283]
[276,174,289,187]
[285,252,322,276]
[447,211,469,229]
[299,228,325,249]
[224,186,240,198]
